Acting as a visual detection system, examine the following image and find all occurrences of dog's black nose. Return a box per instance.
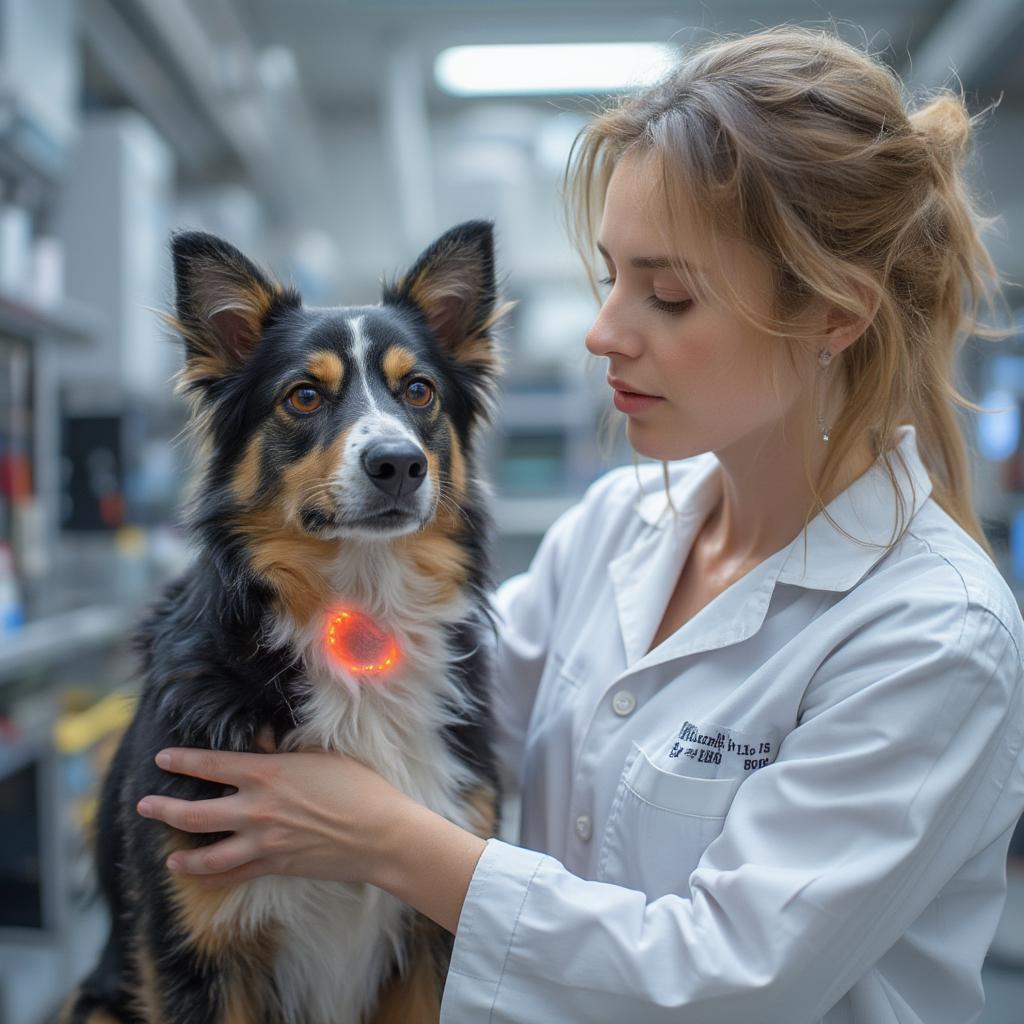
[361,441,427,498]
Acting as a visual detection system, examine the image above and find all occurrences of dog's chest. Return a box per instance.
[217,549,481,1022]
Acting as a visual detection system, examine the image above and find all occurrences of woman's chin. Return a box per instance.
[625,424,694,463]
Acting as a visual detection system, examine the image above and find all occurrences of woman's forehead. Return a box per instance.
[600,153,773,306]
[600,152,711,266]
[603,151,675,229]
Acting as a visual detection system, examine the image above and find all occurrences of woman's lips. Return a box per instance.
[607,377,664,414]
[612,389,664,414]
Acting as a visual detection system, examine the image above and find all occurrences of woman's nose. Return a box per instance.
[585,300,640,359]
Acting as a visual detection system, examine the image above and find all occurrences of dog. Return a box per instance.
[62,220,512,1024]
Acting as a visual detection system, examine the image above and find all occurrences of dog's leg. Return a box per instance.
[155,870,281,1023]
[369,781,501,1024]
[368,914,453,1024]
[60,741,145,1024]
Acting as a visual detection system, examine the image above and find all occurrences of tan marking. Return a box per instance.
[307,350,345,394]
[446,420,467,506]
[370,916,448,1024]
[164,839,280,1020]
[164,845,238,960]
[176,353,233,394]
[222,932,281,1023]
[159,254,294,381]
[457,335,503,376]
[231,421,474,627]
[394,525,469,607]
[223,983,264,1024]
[83,1013,122,1024]
[131,937,165,1023]
[382,345,417,389]
[394,249,515,362]
[239,504,335,624]
[229,427,351,626]
[188,265,283,375]
[463,782,500,839]
[232,433,264,503]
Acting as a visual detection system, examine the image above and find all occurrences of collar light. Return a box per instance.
[325,607,400,677]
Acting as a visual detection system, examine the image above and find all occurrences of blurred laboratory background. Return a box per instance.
[1,0,1024,1020]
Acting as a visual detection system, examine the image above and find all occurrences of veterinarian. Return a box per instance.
[137,24,1024,1023]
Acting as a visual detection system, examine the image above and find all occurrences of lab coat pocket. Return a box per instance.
[596,741,744,900]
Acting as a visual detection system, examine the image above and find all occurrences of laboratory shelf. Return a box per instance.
[0,291,104,344]
[0,604,134,685]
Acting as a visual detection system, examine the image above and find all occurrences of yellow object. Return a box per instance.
[115,525,146,556]
[53,690,136,754]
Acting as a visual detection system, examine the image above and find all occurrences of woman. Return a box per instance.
[137,24,1024,1022]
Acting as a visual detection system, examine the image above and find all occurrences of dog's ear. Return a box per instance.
[380,220,513,378]
[167,231,300,382]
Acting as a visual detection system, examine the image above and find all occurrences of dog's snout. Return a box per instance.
[361,441,427,498]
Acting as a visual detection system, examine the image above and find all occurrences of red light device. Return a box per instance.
[325,607,400,676]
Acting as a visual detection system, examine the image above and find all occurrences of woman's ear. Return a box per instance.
[167,231,301,383]
[821,274,882,355]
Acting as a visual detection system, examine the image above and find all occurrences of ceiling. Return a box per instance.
[236,0,966,114]
[79,0,1024,289]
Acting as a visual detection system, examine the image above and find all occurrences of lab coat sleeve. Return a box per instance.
[441,597,1024,1023]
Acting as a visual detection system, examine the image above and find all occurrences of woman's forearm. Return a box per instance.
[372,797,489,935]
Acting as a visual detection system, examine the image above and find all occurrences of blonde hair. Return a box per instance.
[563,24,1015,561]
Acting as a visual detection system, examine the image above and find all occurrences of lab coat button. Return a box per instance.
[611,689,636,716]
[575,814,592,841]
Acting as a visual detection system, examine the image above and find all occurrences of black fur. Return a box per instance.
[63,221,508,1023]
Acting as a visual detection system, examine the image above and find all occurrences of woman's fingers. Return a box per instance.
[154,746,265,786]
[166,834,258,876]
[137,793,241,834]
[191,858,270,890]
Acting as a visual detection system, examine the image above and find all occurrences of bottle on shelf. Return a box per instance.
[0,540,24,635]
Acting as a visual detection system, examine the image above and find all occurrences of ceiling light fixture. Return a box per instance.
[434,42,677,97]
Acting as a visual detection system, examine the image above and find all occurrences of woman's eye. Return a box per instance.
[404,379,435,408]
[647,296,693,315]
[286,386,323,414]
[599,276,691,315]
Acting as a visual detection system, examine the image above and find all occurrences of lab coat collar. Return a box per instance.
[612,425,933,670]
[633,424,933,592]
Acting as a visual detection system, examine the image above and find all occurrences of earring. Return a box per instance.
[816,347,833,443]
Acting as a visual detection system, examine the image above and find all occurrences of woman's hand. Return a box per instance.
[135,729,419,891]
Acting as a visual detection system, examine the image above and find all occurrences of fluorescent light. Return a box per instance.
[434,43,677,97]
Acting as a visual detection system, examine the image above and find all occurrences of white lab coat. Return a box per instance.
[438,424,1024,1024]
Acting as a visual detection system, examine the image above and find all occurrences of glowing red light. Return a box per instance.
[325,608,400,676]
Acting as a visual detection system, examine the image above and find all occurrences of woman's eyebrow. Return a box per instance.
[596,240,703,273]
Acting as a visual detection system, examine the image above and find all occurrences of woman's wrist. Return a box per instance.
[371,795,489,935]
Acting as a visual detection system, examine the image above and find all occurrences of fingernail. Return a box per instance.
[137,800,153,817]
[167,855,180,871]
[156,752,171,768]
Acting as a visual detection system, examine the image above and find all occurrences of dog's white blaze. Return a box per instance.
[349,314,382,414]
[210,540,485,1024]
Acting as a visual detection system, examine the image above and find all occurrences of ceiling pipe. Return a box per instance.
[81,0,219,174]
[902,0,1024,88]
[126,0,334,229]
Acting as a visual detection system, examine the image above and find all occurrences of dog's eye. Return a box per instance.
[286,386,323,415]
[404,379,434,408]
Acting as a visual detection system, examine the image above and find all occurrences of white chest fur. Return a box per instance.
[212,541,484,1024]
